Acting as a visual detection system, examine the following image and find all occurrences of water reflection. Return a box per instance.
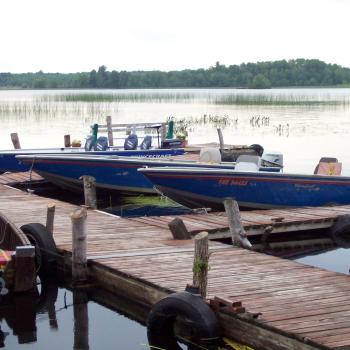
[1,279,207,350]
[0,280,150,350]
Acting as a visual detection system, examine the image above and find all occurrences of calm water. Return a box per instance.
[1,88,350,349]
[1,283,152,350]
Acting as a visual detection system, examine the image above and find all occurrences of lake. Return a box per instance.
[1,88,350,349]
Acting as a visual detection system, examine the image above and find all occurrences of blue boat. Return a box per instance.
[139,163,350,209]
[16,154,280,195]
[0,147,185,173]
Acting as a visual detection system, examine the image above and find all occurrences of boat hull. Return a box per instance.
[139,168,350,209]
[17,154,280,196]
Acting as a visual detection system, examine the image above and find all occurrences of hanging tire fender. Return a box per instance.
[20,223,58,276]
[329,215,350,248]
[147,291,220,342]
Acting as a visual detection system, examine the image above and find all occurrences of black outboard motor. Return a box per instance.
[84,135,96,151]
[94,136,109,151]
[220,144,264,162]
[124,134,138,150]
[140,135,152,150]
[249,144,264,157]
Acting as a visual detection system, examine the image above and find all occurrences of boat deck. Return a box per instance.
[0,184,350,349]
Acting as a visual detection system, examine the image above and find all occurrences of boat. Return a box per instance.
[0,147,185,173]
[0,121,187,173]
[139,157,349,209]
[15,152,281,195]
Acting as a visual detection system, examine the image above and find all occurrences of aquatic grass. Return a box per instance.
[213,94,350,106]
[41,92,197,103]
[171,114,232,134]
[0,100,119,118]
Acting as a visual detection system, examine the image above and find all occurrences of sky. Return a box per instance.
[1,0,349,73]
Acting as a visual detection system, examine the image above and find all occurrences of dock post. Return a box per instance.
[73,289,89,350]
[192,231,209,298]
[71,208,88,285]
[168,218,191,239]
[81,176,97,210]
[14,245,36,293]
[106,115,114,147]
[161,122,167,143]
[46,202,56,235]
[64,134,71,147]
[217,128,224,150]
[10,133,21,149]
[224,198,252,249]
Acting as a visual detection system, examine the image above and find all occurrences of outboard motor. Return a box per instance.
[124,134,138,150]
[84,135,95,151]
[140,135,152,150]
[94,136,109,151]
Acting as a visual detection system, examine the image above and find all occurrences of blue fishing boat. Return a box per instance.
[15,153,281,195]
[0,147,185,173]
[0,120,184,173]
[139,159,350,209]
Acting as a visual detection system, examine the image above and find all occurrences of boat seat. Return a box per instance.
[199,148,221,163]
[94,136,108,151]
[314,157,342,175]
[234,155,261,172]
[140,135,152,150]
[124,134,138,150]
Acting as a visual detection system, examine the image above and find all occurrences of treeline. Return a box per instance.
[1,59,350,89]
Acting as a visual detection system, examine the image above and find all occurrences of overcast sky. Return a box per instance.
[1,0,349,73]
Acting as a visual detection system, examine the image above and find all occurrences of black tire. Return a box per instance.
[329,215,350,248]
[249,144,264,157]
[147,291,220,349]
[20,223,58,276]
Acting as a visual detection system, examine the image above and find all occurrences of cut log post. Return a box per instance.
[11,133,21,149]
[168,218,191,239]
[71,208,88,285]
[106,115,114,147]
[46,202,56,235]
[224,198,252,249]
[81,176,97,210]
[192,231,209,298]
[14,245,36,293]
[217,128,224,151]
[64,134,71,147]
[73,290,89,350]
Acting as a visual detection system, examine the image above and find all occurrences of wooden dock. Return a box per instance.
[0,171,43,186]
[1,181,350,349]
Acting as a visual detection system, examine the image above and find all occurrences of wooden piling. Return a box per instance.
[46,202,56,235]
[192,231,209,298]
[224,198,252,249]
[64,134,71,147]
[10,133,21,149]
[161,122,167,143]
[73,290,89,350]
[106,116,114,147]
[71,208,88,285]
[14,245,36,293]
[168,218,191,239]
[81,176,97,210]
[217,128,224,150]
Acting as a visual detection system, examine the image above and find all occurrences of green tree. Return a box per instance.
[250,74,271,89]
